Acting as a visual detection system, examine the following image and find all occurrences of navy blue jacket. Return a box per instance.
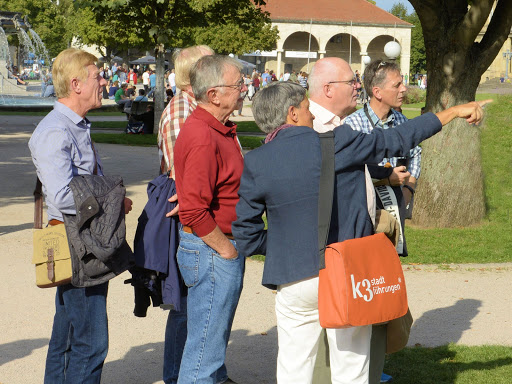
[232,113,442,289]
[133,174,182,309]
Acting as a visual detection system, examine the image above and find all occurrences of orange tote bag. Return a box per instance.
[317,132,408,328]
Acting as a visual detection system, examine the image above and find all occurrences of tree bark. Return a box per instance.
[408,0,512,227]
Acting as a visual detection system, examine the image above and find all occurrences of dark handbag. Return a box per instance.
[317,132,408,328]
[386,308,413,353]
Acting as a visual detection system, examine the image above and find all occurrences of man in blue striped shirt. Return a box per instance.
[29,48,132,384]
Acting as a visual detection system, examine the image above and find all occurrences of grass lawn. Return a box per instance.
[385,344,512,384]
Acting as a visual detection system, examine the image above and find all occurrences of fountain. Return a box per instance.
[0,11,55,107]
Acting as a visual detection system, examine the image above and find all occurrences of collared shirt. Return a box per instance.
[309,100,377,224]
[28,101,103,221]
[344,104,422,179]
[174,106,244,237]
[158,90,197,176]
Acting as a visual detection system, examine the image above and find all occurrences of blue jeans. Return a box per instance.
[44,282,109,384]
[176,230,245,384]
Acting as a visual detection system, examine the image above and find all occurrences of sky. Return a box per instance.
[374,0,415,14]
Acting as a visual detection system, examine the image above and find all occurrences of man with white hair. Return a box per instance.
[173,54,247,384]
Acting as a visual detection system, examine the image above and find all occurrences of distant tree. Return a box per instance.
[86,0,279,134]
[366,0,377,4]
[405,12,426,74]
[389,1,408,19]
[408,0,512,227]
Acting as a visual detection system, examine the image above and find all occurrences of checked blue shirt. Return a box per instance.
[344,104,422,179]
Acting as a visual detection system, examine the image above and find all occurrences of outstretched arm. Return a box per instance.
[435,100,492,126]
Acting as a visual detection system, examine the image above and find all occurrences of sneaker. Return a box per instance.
[380,373,393,383]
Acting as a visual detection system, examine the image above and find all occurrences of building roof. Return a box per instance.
[261,0,411,27]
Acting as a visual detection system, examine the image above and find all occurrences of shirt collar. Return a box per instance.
[366,103,396,127]
[54,101,91,127]
[309,100,341,126]
[195,105,237,135]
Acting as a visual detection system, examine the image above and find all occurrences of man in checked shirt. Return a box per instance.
[343,59,422,384]
[157,45,214,384]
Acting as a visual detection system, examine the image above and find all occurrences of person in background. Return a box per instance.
[108,80,120,100]
[134,88,149,102]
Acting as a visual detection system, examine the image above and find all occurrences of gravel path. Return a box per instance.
[1,115,510,384]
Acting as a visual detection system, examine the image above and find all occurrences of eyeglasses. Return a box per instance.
[213,79,245,91]
[327,77,358,88]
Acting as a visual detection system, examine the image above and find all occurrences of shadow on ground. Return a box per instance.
[0,338,49,366]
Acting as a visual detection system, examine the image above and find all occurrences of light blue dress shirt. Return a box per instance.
[28,101,103,221]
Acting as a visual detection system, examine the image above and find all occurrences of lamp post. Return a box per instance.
[503,49,512,81]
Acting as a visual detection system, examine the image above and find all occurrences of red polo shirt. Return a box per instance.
[174,106,244,237]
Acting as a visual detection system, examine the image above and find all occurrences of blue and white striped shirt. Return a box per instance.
[344,104,422,179]
[28,101,103,221]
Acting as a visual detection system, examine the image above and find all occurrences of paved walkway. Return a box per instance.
[0,113,511,383]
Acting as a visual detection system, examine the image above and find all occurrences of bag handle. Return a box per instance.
[34,177,43,229]
[317,131,335,269]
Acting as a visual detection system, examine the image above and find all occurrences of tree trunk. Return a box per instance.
[408,0,512,228]
[154,44,166,135]
[412,39,486,227]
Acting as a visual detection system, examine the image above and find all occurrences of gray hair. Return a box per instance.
[363,59,401,97]
[252,82,306,133]
[190,55,242,103]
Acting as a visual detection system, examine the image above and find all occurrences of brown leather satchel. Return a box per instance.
[32,178,72,288]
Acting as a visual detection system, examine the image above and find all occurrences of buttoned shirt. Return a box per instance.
[28,101,103,221]
[309,100,376,224]
[344,104,422,179]
[158,90,197,176]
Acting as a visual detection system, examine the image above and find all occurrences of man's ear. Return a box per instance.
[372,86,382,101]
[206,87,219,105]
[70,78,81,94]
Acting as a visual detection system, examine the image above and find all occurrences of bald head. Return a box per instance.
[308,57,359,117]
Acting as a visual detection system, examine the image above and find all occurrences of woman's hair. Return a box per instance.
[52,48,98,98]
[252,82,306,133]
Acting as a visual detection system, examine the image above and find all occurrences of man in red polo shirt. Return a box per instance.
[173,55,247,384]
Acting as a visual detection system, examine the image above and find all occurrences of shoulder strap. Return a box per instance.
[318,131,335,269]
[34,177,43,229]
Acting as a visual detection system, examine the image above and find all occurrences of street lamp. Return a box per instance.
[503,49,512,81]
[384,41,401,60]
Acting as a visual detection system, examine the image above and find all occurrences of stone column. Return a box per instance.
[318,50,326,59]
[276,49,283,76]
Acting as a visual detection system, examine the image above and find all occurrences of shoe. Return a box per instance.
[222,379,237,384]
[380,373,393,383]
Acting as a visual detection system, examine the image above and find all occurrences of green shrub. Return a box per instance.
[403,86,426,104]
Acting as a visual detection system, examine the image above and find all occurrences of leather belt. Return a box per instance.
[48,219,64,226]
[182,225,235,240]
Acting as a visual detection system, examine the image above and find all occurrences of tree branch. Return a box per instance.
[455,0,494,47]
[474,0,512,72]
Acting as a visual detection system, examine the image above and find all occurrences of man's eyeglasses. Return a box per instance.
[213,80,245,91]
[327,77,358,88]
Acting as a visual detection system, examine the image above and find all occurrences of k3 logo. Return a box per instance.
[350,274,374,302]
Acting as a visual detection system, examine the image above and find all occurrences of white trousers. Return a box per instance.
[275,276,371,384]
